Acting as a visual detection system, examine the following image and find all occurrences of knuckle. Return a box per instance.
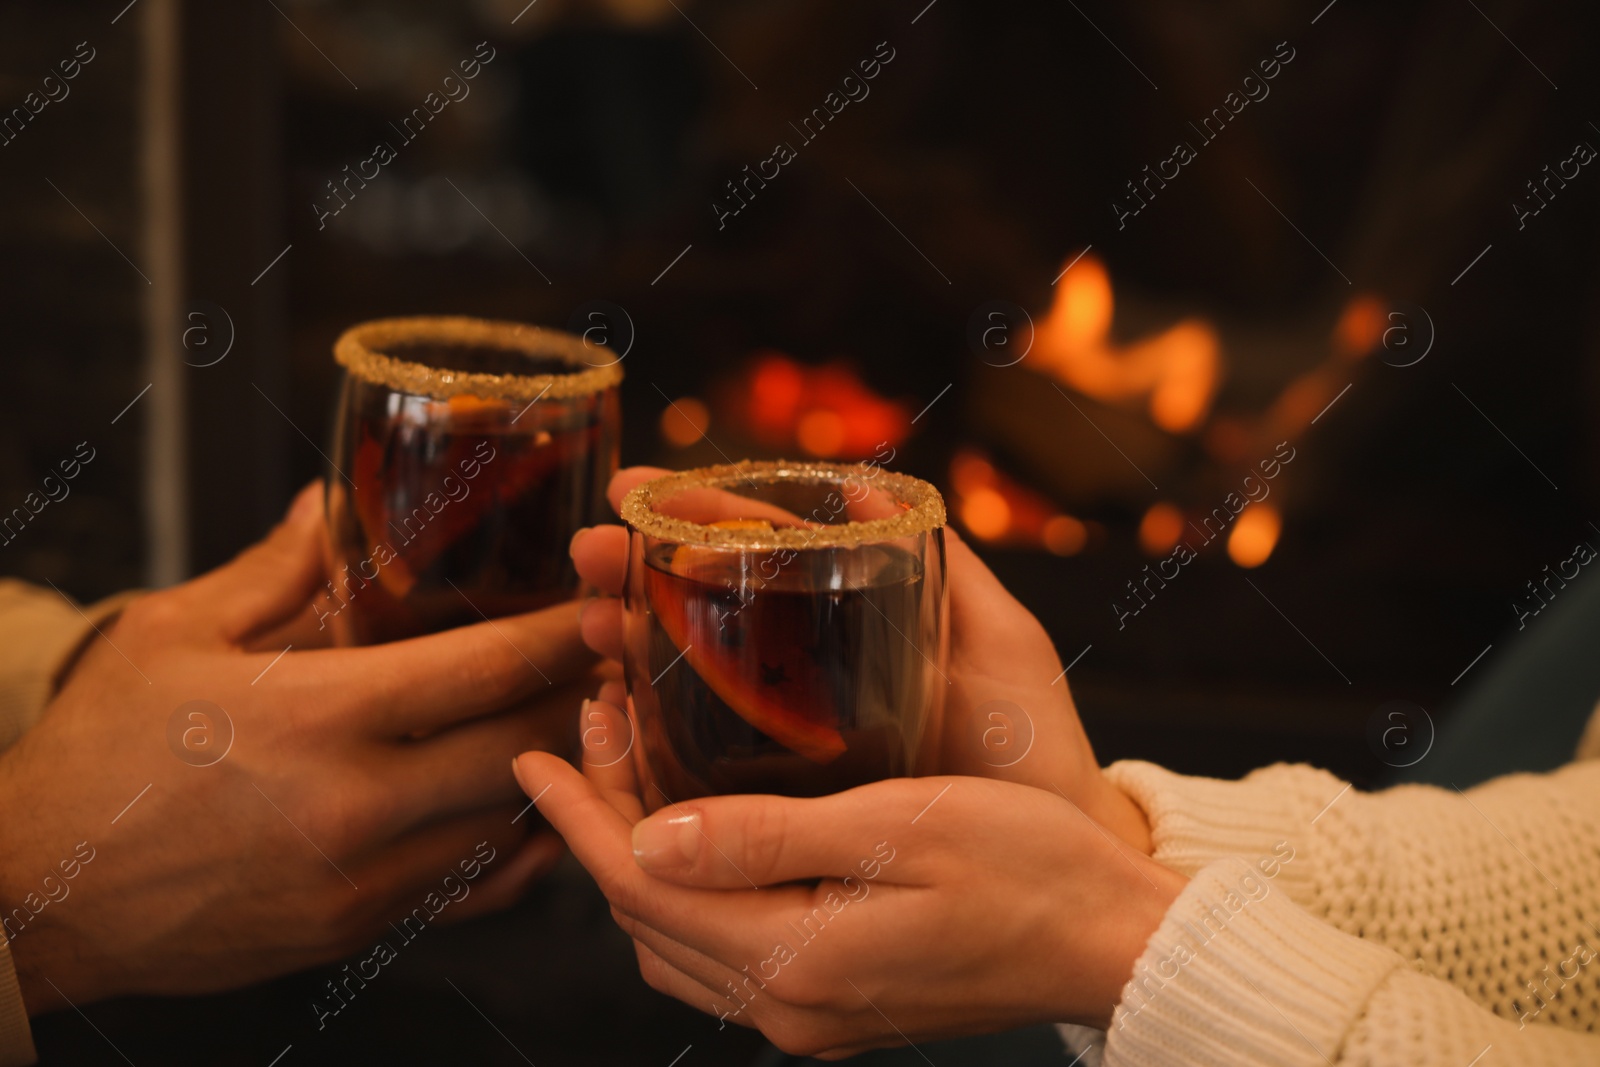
[634,944,672,993]
[605,869,645,919]
[454,638,526,706]
[736,802,791,882]
[608,904,640,939]
[778,966,832,1011]
[639,957,670,994]
[115,592,186,642]
[301,782,382,858]
[765,1014,831,1058]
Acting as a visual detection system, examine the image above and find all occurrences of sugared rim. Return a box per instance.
[621,460,946,548]
[333,316,623,401]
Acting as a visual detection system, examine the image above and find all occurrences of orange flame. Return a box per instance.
[1034,254,1221,434]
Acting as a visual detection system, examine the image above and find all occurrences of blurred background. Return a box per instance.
[2,0,1598,1060]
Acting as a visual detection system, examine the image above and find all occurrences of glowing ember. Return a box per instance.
[730,352,910,459]
[950,451,997,496]
[660,396,710,447]
[1138,502,1185,556]
[1041,515,1088,556]
[796,409,847,456]
[1227,503,1282,568]
[947,447,1087,554]
[960,487,1011,540]
[1334,294,1387,359]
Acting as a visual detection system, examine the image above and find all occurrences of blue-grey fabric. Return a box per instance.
[1393,564,1600,788]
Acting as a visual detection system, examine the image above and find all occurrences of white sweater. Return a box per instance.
[1099,712,1600,1066]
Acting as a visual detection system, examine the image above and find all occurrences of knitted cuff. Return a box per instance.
[1104,760,1347,904]
[0,581,141,752]
[1104,858,1401,1067]
[0,940,34,1067]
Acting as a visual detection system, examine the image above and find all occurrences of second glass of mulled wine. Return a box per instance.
[324,316,621,644]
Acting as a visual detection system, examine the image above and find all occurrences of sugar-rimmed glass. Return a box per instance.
[324,316,621,644]
[620,460,948,807]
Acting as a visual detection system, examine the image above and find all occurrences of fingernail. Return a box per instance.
[632,811,701,870]
[511,755,539,797]
[569,527,590,558]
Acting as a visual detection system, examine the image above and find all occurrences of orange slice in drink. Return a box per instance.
[647,519,848,764]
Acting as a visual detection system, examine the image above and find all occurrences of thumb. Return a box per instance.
[946,527,1061,675]
[180,480,329,643]
[941,528,1100,787]
[626,781,927,889]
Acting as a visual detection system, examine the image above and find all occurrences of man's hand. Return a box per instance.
[0,482,595,1013]
[570,467,1153,852]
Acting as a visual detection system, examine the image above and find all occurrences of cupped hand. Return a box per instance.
[514,713,1184,1058]
[569,466,1151,852]
[0,482,595,1013]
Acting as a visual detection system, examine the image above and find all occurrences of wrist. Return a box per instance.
[0,753,104,1015]
[1071,853,1187,1029]
[1082,777,1154,856]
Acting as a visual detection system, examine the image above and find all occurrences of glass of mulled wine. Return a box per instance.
[324,316,620,644]
[620,460,948,808]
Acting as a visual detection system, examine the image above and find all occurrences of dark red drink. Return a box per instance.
[622,462,948,806]
[324,318,620,644]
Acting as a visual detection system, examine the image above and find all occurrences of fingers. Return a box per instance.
[578,596,624,662]
[521,751,837,961]
[607,467,672,517]
[241,602,337,653]
[632,939,750,1026]
[355,803,528,904]
[577,690,644,824]
[572,525,629,597]
[627,780,944,889]
[515,752,643,890]
[438,832,567,925]
[946,527,1054,664]
[627,925,744,1007]
[310,599,595,736]
[393,680,590,824]
[177,481,328,644]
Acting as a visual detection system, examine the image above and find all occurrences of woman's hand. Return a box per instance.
[570,466,1152,852]
[515,714,1186,1057]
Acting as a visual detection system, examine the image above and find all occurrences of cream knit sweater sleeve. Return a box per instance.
[1099,756,1600,1066]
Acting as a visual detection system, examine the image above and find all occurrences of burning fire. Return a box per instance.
[727,352,912,460]
[698,257,1378,573]
[1033,254,1222,434]
[949,449,1090,556]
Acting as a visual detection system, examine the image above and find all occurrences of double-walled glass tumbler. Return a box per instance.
[621,460,948,808]
[325,316,620,644]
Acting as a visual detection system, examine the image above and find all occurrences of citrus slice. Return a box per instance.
[648,519,847,764]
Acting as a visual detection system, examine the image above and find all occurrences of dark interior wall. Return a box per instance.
[0,3,147,599]
[179,0,292,575]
